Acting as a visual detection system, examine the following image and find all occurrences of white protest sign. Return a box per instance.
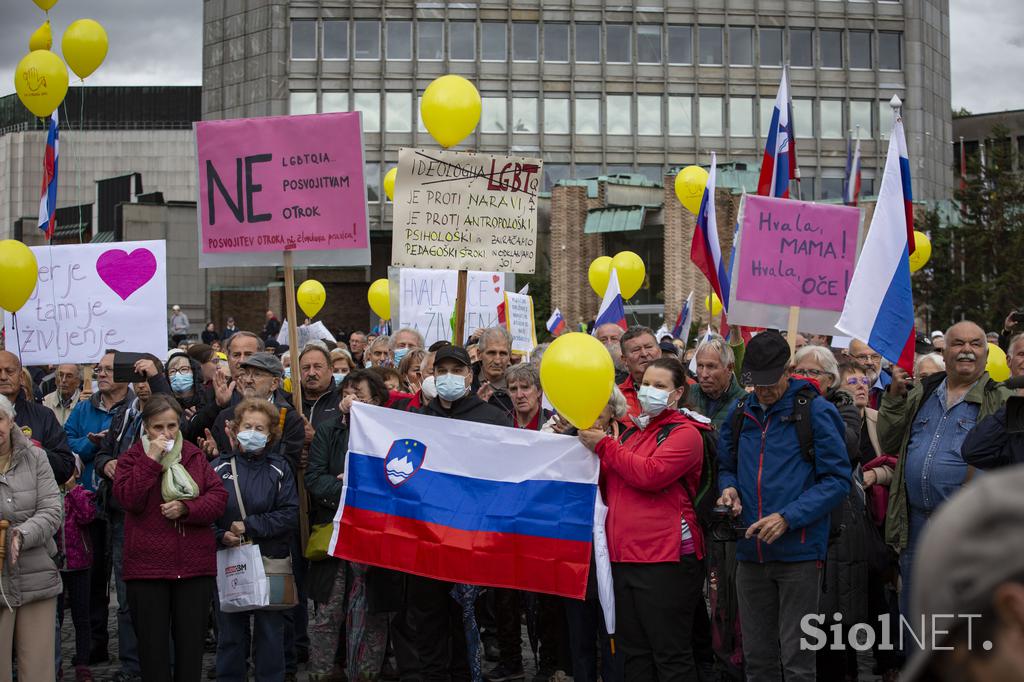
[391,147,542,273]
[504,292,536,355]
[277,320,337,348]
[3,240,168,365]
[396,268,504,346]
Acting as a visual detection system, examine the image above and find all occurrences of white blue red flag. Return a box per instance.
[844,130,862,206]
[38,110,59,240]
[330,403,613,608]
[672,291,694,341]
[546,308,566,336]
[836,97,916,373]
[690,153,730,311]
[757,71,798,198]
[593,268,627,332]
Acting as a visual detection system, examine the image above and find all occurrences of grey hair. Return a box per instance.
[330,348,354,365]
[531,343,550,365]
[478,326,513,351]
[225,331,265,353]
[390,327,425,350]
[607,385,628,419]
[1009,333,1024,357]
[792,345,840,388]
[505,362,540,389]
[299,341,332,364]
[915,352,946,375]
[0,395,15,421]
[367,335,391,353]
[694,334,735,368]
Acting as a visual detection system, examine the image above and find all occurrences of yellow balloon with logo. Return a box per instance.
[29,20,52,51]
[14,50,69,118]
[675,165,709,215]
[420,75,481,148]
[383,167,397,202]
[297,279,326,318]
[0,240,40,312]
[540,333,615,429]
[62,19,109,80]
[986,343,1010,382]
[704,292,723,317]
[588,256,612,297]
[909,231,932,273]
[611,251,645,300]
[367,279,391,320]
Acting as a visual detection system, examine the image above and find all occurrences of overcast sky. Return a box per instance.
[2,0,1022,113]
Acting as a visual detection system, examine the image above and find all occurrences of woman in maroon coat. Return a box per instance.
[114,394,227,682]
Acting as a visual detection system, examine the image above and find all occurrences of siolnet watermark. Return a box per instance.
[800,613,993,652]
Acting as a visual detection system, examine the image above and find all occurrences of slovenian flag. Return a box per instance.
[690,153,730,314]
[836,97,915,373]
[546,308,566,336]
[593,268,627,331]
[844,130,862,206]
[331,403,614,615]
[757,70,797,199]
[672,291,694,341]
[38,110,59,240]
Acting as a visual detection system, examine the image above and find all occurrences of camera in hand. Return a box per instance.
[709,504,748,542]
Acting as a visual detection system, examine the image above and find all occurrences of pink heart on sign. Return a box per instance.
[492,275,500,283]
[494,286,500,293]
[95,248,157,300]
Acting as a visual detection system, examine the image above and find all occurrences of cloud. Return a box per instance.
[950,0,1024,113]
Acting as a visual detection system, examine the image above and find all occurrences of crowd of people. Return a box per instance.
[2,306,1024,682]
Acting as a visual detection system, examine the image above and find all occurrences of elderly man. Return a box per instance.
[43,363,82,426]
[1009,332,1024,379]
[594,323,625,348]
[472,327,515,416]
[187,330,265,441]
[617,326,661,421]
[348,331,368,366]
[880,321,1011,621]
[0,350,74,483]
[914,353,946,380]
[846,338,890,408]
[299,343,341,430]
[390,327,425,368]
[688,335,747,428]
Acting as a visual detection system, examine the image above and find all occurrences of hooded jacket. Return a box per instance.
[13,393,75,485]
[0,429,63,608]
[212,449,298,559]
[717,378,851,563]
[686,375,748,428]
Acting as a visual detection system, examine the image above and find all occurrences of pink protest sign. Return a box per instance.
[195,112,370,267]
[735,195,861,312]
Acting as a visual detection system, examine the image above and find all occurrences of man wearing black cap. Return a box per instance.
[404,344,511,680]
[716,330,850,682]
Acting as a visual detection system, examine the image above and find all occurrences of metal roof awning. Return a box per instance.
[584,206,646,234]
[90,230,116,243]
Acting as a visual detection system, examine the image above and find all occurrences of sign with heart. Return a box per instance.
[3,240,168,365]
[394,267,505,346]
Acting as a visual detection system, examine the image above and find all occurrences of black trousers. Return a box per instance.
[126,577,213,682]
[406,574,470,682]
[494,588,522,668]
[88,519,109,651]
[613,557,705,682]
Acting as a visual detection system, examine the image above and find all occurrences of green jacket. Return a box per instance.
[880,371,1010,549]
[686,375,747,428]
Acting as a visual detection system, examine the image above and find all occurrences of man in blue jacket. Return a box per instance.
[717,330,850,682]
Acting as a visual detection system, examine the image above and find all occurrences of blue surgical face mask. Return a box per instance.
[435,373,468,402]
[170,373,193,393]
[237,429,268,453]
[333,372,347,386]
[638,385,672,417]
[394,347,410,365]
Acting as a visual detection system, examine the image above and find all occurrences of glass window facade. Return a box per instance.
[637,96,662,135]
[543,164,570,192]
[322,92,348,113]
[385,92,411,132]
[289,92,316,115]
[575,99,600,134]
[386,21,411,60]
[820,177,845,201]
[354,21,381,60]
[850,31,872,68]
[879,32,902,69]
[366,162,380,203]
[637,26,662,64]
[449,22,475,60]
[821,30,843,68]
[513,23,538,61]
[820,99,843,138]
[481,96,507,133]
[418,21,443,61]
[291,20,317,60]
[544,23,569,62]
[576,24,600,62]
[668,25,692,64]
[353,92,380,133]
[481,22,507,61]
[700,96,723,136]
[544,99,570,134]
[323,20,348,60]
[760,27,782,66]
[669,96,692,136]
[790,28,813,67]
[729,27,752,66]
[512,97,538,133]
[793,99,813,136]
[730,97,753,137]
[606,25,632,64]
[699,26,723,65]
[606,95,631,135]
[850,101,872,136]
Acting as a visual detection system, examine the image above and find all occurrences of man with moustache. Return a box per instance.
[879,321,1011,619]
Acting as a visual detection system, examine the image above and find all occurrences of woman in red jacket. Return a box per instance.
[113,394,228,682]
[579,357,709,682]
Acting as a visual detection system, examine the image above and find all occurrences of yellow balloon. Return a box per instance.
[383,167,397,202]
[675,165,710,215]
[704,292,723,317]
[986,343,1010,382]
[588,256,612,297]
[540,333,615,429]
[62,19,109,80]
[32,0,58,10]
[420,75,481,148]
[0,240,40,312]
[13,50,68,118]
[909,231,932,273]
[29,20,52,52]
[296,279,326,318]
[611,251,646,300]
[367,279,391,320]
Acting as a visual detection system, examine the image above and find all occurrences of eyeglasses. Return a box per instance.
[795,368,828,378]
[850,353,882,363]
[167,368,193,377]
[846,377,871,386]
[93,366,113,375]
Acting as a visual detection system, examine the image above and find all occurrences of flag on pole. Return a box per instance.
[593,268,627,332]
[672,291,694,341]
[497,284,529,325]
[38,110,59,240]
[690,153,730,311]
[757,70,798,198]
[546,309,567,336]
[836,96,916,373]
[844,128,862,206]
[688,327,715,375]
[331,403,613,607]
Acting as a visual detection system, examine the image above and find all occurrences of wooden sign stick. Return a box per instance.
[282,249,310,549]
[453,269,469,347]
[787,305,800,358]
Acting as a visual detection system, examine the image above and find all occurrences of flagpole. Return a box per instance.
[786,63,802,201]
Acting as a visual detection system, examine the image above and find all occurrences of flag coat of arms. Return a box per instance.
[330,403,608,600]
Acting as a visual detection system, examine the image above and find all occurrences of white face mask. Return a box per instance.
[420,375,438,400]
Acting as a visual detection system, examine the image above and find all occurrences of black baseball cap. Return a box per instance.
[740,330,791,386]
[659,340,679,355]
[433,345,472,368]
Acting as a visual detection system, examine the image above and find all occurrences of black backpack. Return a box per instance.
[619,415,720,530]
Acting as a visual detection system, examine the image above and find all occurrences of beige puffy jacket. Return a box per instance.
[0,429,62,608]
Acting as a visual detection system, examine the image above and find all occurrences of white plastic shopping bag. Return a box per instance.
[216,544,268,612]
